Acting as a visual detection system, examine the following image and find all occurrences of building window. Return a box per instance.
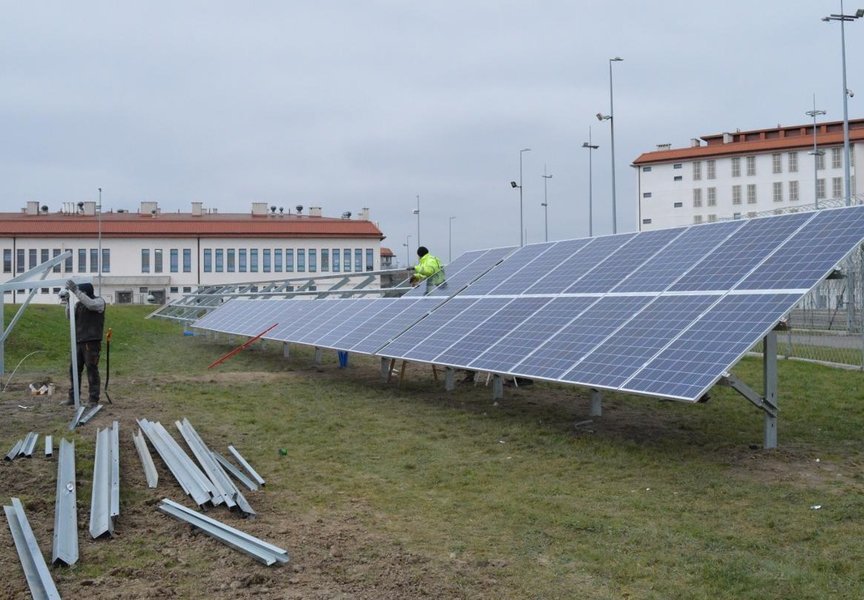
[693,215,703,224]
[354,249,363,271]
[52,249,61,273]
[707,159,716,180]
[747,184,757,204]
[732,157,741,177]
[41,249,49,267]
[297,249,306,272]
[673,163,682,169]
[733,212,742,220]
[816,152,825,170]
[692,188,702,208]
[285,249,294,272]
[223,249,233,273]
[642,192,652,198]
[789,180,799,202]
[308,249,317,272]
[833,177,843,199]
[238,249,247,272]
[321,249,329,272]
[693,161,702,181]
[817,178,826,199]
[832,147,842,169]
[263,249,271,273]
[154,249,163,273]
[673,175,683,181]
[64,252,73,273]
[746,156,756,176]
[102,249,110,273]
[183,286,192,293]
[170,249,179,273]
[707,214,717,223]
[89,249,98,273]
[366,249,374,271]
[707,187,717,207]
[343,249,352,272]
[214,249,223,273]
[747,211,757,218]
[28,249,36,270]
[170,286,179,294]
[642,218,652,224]
[332,248,340,272]
[773,181,783,203]
[673,202,683,208]
[772,153,782,174]
[732,185,742,205]
[788,152,798,173]
[3,249,11,273]
[16,249,24,274]
[203,249,212,272]
[274,249,282,272]
[642,166,652,172]
[250,249,258,272]
[183,249,191,273]
[141,249,150,273]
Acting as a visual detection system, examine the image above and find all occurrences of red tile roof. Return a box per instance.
[0,212,384,239]
[633,118,864,165]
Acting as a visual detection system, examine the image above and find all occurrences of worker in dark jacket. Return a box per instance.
[63,280,106,405]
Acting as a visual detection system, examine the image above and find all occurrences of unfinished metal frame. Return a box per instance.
[3,497,61,599]
[52,438,78,566]
[157,498,289,566]
[90,421,119,538]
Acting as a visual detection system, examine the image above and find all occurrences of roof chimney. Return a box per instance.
[140,201,159,215]
[251,202,268,216]
[656,143,671,151]
[690,138,701,148]
[358,207,370,221]
[722,132,734,144]
[309,206,322,217]
[191,201,203,216]
[25,201,39,215]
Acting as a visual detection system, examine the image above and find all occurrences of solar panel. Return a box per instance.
[510,296,653,381]
[327,298,403,350]
[526,233,637,295]
[349,297,441,354]
[670,212,814,291]
[621,293,801,400]
[463,243,554,295]
[424,246,516,297]
[270,299,348,342]
[309,298,397,350]
[486,239,594,296]
[613,220,746,293]
[737,204,864,290]
[379,298,482,361]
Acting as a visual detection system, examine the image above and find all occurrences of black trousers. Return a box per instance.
[68,340,102,403]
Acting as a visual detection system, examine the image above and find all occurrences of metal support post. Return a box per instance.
[492,374,504,400]
[590,389,603,416]
[444,367,455,392]
[763,332,778,449]
[282,342,290,359]
[380,357,390,381]
[69,296,81,409]
[313,347,323,366]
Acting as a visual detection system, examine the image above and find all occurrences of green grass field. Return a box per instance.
[2,305,864,599]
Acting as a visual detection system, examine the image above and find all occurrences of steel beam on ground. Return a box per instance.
[132,429,158,488]
[228,445,266,487]
[52,438,78,566]
[4,497,61,599]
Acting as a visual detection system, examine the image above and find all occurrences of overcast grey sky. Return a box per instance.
[1,1,861,264]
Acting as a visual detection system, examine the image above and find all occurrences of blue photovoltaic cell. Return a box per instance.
[292,300,362,345]
[434,297,552,367]
[511,295,652,381]
[379,298,482,361]
[614,220,746,293]
[464,243,554,295]
[350,297,440,354]
[270,299,348,342]
[488,238,594,296]
[193,299,254,333]
[622,293,801,400]
[425,246,516,297]
[737,205,864,290]
[566,227,686,293]
[401,250,488,298]
[561,294,718,388]
[468,297,596,373]
[309,299,396,349]
[327,298,403,350]
[671,211,814,291]
[526,234,636,295]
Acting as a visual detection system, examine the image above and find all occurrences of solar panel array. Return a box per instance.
[194,205,864,402]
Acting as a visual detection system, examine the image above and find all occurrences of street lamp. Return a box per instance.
[412,194,421,246]
[598,56,623,233]
[511,148,531,246]
[805,97,826,208]
[822,2,863,206]
[582,129,599,237]
[448,216,456,263]
[403,234,412,268]
[97,187,102,296]
[541,165,552,242]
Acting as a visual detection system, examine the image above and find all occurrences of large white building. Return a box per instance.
[0,201,385,304]
[633,118,864,230]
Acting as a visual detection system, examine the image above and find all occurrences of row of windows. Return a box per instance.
[195,248,375,274]
[140,249,193,273]
[643,148,854,179]
[2,248,111,275]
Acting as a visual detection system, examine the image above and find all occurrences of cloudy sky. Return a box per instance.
[1,1,860,265]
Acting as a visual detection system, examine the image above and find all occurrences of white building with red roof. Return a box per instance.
[632,119,863,230]
[0,200,385,304]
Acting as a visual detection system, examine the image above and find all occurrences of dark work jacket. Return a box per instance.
[75,302,105,343]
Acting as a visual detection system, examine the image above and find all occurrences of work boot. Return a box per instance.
[61,396,75,406]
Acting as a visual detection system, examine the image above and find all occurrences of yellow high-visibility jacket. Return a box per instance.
[413,253,445,286]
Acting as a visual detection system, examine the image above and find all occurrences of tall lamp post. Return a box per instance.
[510,148,531,247]
[806,97,826,208]
[97,187,103,296]
[412,194,421,246]
[541,165,552,242]
[403,234,412,268]
[598,56,623,233]
[822,3,863,206]
[582,129,599,237]
[448,216,456,263]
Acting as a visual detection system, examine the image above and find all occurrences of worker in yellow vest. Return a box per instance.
[408,246,445,290]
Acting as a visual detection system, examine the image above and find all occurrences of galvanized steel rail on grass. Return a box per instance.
[3,497,61,599]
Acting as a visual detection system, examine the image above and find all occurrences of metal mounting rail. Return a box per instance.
[157,499,289,566]
[90,422,120,538]
[79,404,104,425]
[5,438,24,461]
[228,444,266,487]
[52,438,79,566]
[45,435,53,458]
[137,419,213,506]
[67,405,85,431]
[3,497,61,599]
[212,450,259,491]
[20,432,39,457]
[132,429,158,488]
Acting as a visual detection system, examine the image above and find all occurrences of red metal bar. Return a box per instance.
[207,323,278,369]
